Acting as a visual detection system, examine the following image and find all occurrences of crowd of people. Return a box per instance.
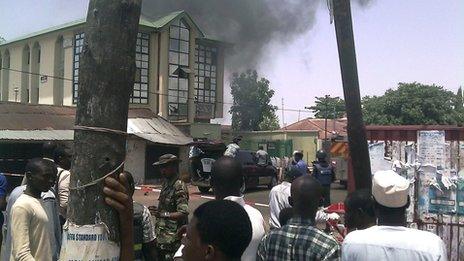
[0,140,450,260]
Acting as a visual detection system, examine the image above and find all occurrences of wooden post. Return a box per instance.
[67,0,141,245]
[333,0,372,190]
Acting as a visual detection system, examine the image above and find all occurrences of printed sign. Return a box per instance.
[457,180,464,215]
[60,223,119,261]
[417,130,446,168]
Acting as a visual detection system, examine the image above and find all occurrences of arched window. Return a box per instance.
[30,42,41,104]
[1,50,10,101]
[21,45,30,102]
[54,36,64,105]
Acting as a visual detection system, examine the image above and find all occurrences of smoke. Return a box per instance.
[142,0,373,71]
[142,0,321,70]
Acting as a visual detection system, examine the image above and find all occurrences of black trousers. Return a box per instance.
[321,185,331,207]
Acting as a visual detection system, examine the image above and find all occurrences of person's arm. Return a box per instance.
[0,175,8,211]
[11,205,35,261]
[313,165,319,179]
[268,190,281,229]
[57,171,70,215]
[141,206,158,260]
[156,182,189,222]
[256,236,267,261]
[103,173,134,261]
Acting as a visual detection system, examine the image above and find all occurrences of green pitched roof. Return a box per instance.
[1,18,86,46]
[0,10,208,47]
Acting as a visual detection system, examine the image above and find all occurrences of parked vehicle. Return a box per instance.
[236,150,279,192]
[192,146,278,193]
[189,140,226,193]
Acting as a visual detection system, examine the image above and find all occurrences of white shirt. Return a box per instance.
[224,196,266,261]
[269,182,329,229]
[256,150,268,165]
[342,225,448,261]
[224,143,240,158]
[56,167,71,218]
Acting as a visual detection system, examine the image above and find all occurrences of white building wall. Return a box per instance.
[125,138,147,184]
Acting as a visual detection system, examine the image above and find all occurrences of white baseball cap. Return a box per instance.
[372,170,410,208]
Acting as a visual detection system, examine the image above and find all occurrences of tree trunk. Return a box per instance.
[67,0,141,243]
[333,0,372,191]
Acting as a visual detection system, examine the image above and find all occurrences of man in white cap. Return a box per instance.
[342,170,447,261]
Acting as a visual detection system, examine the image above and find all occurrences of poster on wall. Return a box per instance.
[417,130,446,168]
[457,180,464,215]
[428,184,456,214]
[368,142,392,174]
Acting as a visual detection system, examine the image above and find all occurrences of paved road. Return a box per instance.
[133,183,348,224]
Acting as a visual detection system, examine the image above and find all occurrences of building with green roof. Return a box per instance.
[0,10,228,137]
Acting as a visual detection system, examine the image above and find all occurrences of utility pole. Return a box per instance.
[324,94,329,141]
[281,98,286,129]
[65,0,141,258]
[333,0,372,190]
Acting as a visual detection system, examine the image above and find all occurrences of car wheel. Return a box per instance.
[268,175,278,189]
[198,186,210,193]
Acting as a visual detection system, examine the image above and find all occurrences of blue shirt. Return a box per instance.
[294,160,308,175]
[0,173,7,197]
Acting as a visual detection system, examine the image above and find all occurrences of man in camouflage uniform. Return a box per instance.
[153,154,189,260]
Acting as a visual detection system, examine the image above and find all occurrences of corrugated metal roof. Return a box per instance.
[128,118,192,145]
[0,103,192,146]
[0,130,74,141]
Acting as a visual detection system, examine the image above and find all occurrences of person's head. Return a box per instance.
[283,168,303,183]
[153,154,180,179]
[279,207,294,227]
[372,170,410,226]
[211,157,243,199]
[42,141,57,159]
[289,175,322,221]
[122,171,135,196]
[316,150,327,161]
[182,200,252,261]
[293,151,303,162]
[25,158,58,193]
[53,145,73,170]
[232,136,242,144]
[344,189,376,232]
[258,145,264,150]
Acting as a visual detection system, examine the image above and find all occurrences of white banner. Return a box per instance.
[60,223,120,261]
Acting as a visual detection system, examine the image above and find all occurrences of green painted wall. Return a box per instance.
[239,131,318,162]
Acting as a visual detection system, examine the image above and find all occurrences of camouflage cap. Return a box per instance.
[153,154,181,166]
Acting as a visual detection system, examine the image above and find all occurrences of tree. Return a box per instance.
[0,36,5,44]
[258,111,280,131]
[455,87,463,110]
[230,70,280,131]
[362,82,464,125]
[65,0,141,259]
[308,95,346,119]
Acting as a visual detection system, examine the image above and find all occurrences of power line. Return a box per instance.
[0,66,313,114]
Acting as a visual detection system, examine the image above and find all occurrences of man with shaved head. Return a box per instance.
[257,175,340,260]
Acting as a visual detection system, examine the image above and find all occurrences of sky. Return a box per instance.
[1,1,463,126]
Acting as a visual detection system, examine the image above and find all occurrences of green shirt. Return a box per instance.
[155,176,189,248]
